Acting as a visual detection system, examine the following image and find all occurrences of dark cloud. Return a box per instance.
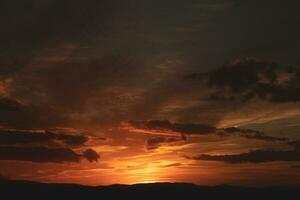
[288,141,300,150]
[241,134,288,142]
[46,131,88,146]
[0,97,66,129]
[0,56,141,129]
[188,58,300,103]
[0,98,21,111]
[0,130,88,147]
[128,120,288,142]
[0,129,101,163]
[186,149,300,164]
[146,136,185,150]
[13,56,141,107]
[0,0,140,71]
[222,127,263,135]
[291,165,300,169]
[208,59,279,93]
[129,120,216,135]
[0,0,237,131]
[0,146,99,163]
[1,0,300,132]
[2,0,298,132]
[83,149,100,162]
[0,0,149,129]
[221,127,288,142]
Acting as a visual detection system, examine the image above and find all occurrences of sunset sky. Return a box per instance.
[1,0,300,186]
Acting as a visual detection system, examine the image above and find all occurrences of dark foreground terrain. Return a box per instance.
[1,179,300,199]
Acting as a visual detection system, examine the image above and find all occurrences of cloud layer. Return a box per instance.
[0,146,99,163]
[127,120,287,142]
[187,150,300,164]
[0,129,100,163]
[0,130,88,147]
[188,58,300,103]
[146,136,185,150]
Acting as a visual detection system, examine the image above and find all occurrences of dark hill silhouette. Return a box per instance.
[1,179,300,199]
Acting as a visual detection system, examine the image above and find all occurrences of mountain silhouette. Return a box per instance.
[1,179,300,199]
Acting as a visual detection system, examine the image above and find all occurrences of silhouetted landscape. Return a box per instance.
[1,179,300,198]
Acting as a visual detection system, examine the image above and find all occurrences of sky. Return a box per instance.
[1,0,300,186]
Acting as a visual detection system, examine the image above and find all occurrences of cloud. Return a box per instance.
[0,98,21,111]
[160,163,182,168]
[0,1,151,130]
[0,130,88,147]
[0,130,101,163]
[3,52,152,130]
[0,0,137,75]
[188,58,300,103]
[0,129,100,163]
[291,165,300,169]
[127,120,288,141]
[0,97,67,129]
[128,120,216,135]
[83,149,100,162]
[186,149,300,164]
[146,136,185,150]
[288,141,300,150]
[241,134,288,142]
[220,127,288,142]
[0,146,99,163]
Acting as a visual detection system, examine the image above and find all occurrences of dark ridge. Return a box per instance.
[0,179,300,199]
